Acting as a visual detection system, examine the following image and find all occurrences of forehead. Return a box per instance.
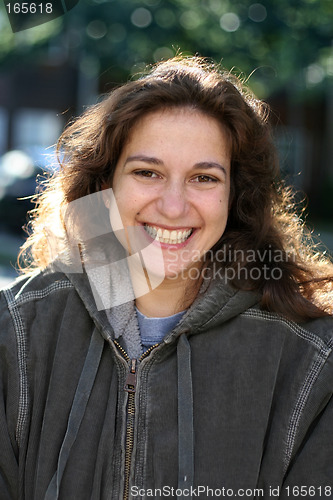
[122,107,231,157]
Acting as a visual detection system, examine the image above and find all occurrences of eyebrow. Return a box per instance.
[193,161,227,177]
[125,155,163,166]
[124,155,227,176]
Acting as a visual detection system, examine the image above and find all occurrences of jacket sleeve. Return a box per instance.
[0,291,20,499]
[280,355,333,499]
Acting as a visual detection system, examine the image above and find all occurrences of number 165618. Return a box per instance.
[6,3,53,14]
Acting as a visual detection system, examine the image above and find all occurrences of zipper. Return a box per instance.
[114,340,159,500]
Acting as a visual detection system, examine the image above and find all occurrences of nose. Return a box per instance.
[155,180,189,220]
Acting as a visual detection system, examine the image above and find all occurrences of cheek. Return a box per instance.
[212,198,229,234]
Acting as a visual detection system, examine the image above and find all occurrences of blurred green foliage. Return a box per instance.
[0,0,332,227]
[0,0,332,97]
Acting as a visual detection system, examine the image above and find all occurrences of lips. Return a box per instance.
[144,224,193,244]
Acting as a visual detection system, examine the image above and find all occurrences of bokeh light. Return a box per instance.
[220,13,241,32]
[131,8,153,29]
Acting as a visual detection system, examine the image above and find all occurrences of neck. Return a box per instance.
[135,275,200,318]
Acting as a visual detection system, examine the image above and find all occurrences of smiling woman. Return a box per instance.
[0,57,333,499]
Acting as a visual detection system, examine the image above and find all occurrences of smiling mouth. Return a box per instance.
[144,224,194,244]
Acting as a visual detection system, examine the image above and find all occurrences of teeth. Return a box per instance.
[170,230,177,241]
[144,225,193,244]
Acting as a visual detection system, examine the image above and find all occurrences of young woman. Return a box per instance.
[1,57,332,500]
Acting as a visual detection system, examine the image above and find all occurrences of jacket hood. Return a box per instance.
[60,257,261,359]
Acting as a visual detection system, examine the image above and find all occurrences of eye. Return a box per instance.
[191,174,218,183]
[133,170,159,178]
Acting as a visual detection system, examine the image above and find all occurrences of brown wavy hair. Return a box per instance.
[20,56,333,321]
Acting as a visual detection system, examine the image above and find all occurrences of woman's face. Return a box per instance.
[109,107,231,280]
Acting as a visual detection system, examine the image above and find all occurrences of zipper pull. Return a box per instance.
[124,359,137,393]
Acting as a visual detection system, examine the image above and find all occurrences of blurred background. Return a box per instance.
[0,0,332,287]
